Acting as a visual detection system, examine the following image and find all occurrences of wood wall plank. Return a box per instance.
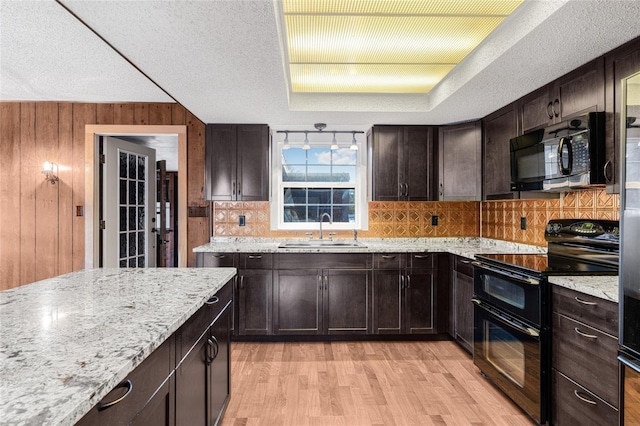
[114,103,134,125]
[72,104,97,271]
[0,103,22,290]
[35,103,60,282]
[171,103,186,125]
[149,103,172,125]
[185,111,207,266]
[58,103,74,276]
[96,103,114,125]
[19,103,37,286]
[134,104,148,125]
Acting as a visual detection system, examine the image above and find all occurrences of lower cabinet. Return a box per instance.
[78,279,233,426]
[372,253,437,335]
[273,268,372,335]
[551,285,619,425]
[237,269,272,335]
[453,256,474,353]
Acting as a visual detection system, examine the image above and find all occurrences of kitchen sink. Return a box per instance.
[278,240,367,249]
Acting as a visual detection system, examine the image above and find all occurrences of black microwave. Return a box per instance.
[510,112,606,191]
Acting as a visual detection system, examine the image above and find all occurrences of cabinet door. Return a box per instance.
[556,57,605,120]
[205,124,237,201]
[454,269,474,353]
[324,269,372,334]
[237,269,272,335]
[372,270,403,334]
[438,121,482,201]
[237,124,269,201]
[273,269,322,334]
[483,105,518,200]
[405,269,436,334]
[404,126,433,201]
[175,332,208,426]
[371,126,403,201]
[521,84,554,133]
[131,376,175,426]
[552,370,618,426]
[208,304,231,426]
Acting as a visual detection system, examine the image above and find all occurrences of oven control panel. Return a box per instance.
[545,219,619,241]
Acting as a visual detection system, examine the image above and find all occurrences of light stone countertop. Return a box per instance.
[0,267,236,426]
[549,275,619,303]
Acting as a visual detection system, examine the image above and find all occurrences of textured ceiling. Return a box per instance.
[2,0,640,128]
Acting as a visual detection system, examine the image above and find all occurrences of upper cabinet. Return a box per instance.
[604,38,640,194]
[520,58,606,133]
[483,103,518,200]
[437,121,482,201]
[369,125,434,201]
[205,124,270,201]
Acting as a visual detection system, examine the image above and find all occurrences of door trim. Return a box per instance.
[85,125,188,268]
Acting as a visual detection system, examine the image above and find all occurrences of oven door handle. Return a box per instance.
[471,261,540,286]
[619,353,640,374]
[472,298,540,338]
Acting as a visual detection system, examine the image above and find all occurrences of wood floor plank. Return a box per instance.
[222,341,535,426]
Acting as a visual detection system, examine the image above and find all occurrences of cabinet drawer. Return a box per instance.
[199,252,235,267]
[374,253,404,269]
[241,253,273,269]
[77,336,174,426]
[455,256,473,276]
[552,285,618,336]
[276,253,371,269]
[408,253,435,269]
[552,370,618,426]
[177,280,233,362]
[552,312,619,407]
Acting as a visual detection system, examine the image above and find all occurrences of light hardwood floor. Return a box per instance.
[221,340,535,426]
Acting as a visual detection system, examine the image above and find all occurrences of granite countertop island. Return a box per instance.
[0,267,236,426]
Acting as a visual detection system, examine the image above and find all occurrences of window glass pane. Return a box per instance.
[138,182,145,205]
[129,258,137,267]
[282,164,306,182]
[138,232,145,256]
[333,205,355,223]
[129,232,136,257]
[308,205,331,222]
[129,181,137,205]
[119,179,127,205]
[333,188,355,204]
[119,152,128,178]
[128,154,137,179]
[119,259,127,268]
[282,148,306,165]
[119,207,127,232]
[129,207,136,231]
[138,256,145,267]
[332,166,356,183]
[308,189,331,204]
[137,156,145,180]
[119,233,127,259]
[284,206,306,222]
[332,148,357,165]
[284,188,306,205]
[308,165,332,182]
[307,148,331,165]
[138,207,145,230]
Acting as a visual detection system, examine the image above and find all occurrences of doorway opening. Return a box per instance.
[85,125,188,268]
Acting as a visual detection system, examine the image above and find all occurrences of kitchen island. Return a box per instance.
[0,267,236,426]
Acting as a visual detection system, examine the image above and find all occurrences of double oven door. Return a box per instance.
[473,261,549,425]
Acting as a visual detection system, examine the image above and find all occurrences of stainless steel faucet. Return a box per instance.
[319,212,332,239]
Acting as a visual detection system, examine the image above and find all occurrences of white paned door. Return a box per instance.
[103,136,157,268]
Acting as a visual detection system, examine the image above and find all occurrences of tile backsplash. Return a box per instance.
[210,189,619,246]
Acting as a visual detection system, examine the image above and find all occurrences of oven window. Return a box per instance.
[482,275,525,309]
[486,322,525,388]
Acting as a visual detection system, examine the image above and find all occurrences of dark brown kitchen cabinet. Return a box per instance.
[77,336,175,426]
[176,287,232,426]
[237,268,272,335]
[369,125,434,201]
[372,253,436,335]
[483,103,519,200]
[452,256,474,353]
[273,267,372,335]
[205,124,269,201]
[551,285,619,425]
[604,37,640,194]
[437,121,482,201]
[520,58,605,133]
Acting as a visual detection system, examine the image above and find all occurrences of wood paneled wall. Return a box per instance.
[0,102,208,291]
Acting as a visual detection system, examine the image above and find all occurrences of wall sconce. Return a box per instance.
[42,161,59,184]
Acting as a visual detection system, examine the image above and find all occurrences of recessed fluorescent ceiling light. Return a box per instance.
[282,0,524,94]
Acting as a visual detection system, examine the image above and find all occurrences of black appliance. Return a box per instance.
[619,89,640,425]
[510,112,606,192]
[473,219,619,425]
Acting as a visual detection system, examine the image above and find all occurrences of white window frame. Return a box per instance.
[270,137,368,232]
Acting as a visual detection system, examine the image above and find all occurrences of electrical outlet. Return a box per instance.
[520,217,527,230]
[431,215,438,226]
[239,215,246,227]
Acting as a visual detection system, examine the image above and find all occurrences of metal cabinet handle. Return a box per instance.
[98,380,133,411]
[604,160,613,183]
[414,254,430,259]
[400,275,405,290]
[248,255,262,259]
[239,275,245,290]
[206,336,219,364]
[213,254,226,258]
[324,276,328,290]
[232,181,236,196]
[238,182,241,196]
[460,259,471,264]
[547,102,554,119]
[553,99,560,117]
[573,390,597,405]
[575,296,597,306]
[406,275,411,289]
[318,275,322,290]
[204,295,220,305]
[381,255,396,259]
[574,327,598,339]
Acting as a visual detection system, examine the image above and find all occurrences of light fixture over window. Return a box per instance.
[42,161,59,184]
[282,131,291,150]
[330,132,339,150]
[302,131,310,150]
[280,0,524,94]
[350,132,358,151]
[277,124,364,150]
